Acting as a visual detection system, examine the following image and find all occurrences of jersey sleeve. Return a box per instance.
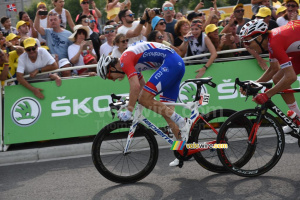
[120,51,140,80]
[269,42,292,68]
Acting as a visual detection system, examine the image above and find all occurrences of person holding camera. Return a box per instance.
[36,2,48,45]
[117,8,153,45]
[68,25,97,75]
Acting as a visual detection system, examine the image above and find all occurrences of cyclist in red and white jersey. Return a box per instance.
[239,19,300,133]
[97,41,191,166]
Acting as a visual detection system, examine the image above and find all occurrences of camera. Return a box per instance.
[152,8,162,15]
[39,10,48,16]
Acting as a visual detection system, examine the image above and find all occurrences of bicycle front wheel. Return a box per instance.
[217,109,285,177]
[92,121,159,183]
[191,109,236,173]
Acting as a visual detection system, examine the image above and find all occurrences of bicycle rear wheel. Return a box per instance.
[191,109,236,173]
[217,109,285,177]
[92,121,159,183]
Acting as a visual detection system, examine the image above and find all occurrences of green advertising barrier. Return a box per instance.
[4,58,300,144]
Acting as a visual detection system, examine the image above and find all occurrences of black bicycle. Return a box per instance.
[216,78,300,177]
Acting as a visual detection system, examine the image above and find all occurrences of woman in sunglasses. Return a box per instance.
[151,16,174,45]
[276,0,300,26]
[111,33,128,58]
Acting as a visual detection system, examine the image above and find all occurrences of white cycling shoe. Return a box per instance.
[180,119,192,142]
[283,126,293,134]
[169,158,180,167]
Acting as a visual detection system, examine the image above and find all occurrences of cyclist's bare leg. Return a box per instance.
[139,90,181,139]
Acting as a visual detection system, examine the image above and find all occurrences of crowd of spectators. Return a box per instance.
[0,0,299,99]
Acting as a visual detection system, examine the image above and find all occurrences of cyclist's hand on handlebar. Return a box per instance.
[118,110,132,121]
[253,93,269,104]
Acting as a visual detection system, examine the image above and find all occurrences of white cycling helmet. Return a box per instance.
[97,54,116,79]
[239,19,268,39]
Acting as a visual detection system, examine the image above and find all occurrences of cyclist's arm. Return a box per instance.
[128,75,141,112]
[204,36,217,68]
[256,61,280,83]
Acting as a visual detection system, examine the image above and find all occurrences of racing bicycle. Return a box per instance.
[216,78,300,177]
[92,77,236,183]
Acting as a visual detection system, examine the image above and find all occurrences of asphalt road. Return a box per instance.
[1,141,300,200]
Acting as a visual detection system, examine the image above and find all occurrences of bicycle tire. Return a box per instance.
[92,121,159,183]
[191,109,236,173]
[217,109,285,177]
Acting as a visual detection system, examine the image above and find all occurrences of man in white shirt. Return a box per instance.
[17,38,60,99]
[100,25,116,56]
[117,8,152,45]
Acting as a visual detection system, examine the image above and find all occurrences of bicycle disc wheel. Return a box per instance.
[92,121,159,183]
[217,109,285,177]
[191,109,236,173]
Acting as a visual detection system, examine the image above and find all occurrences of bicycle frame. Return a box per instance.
[247,88,300,143]
[123,95,219,155]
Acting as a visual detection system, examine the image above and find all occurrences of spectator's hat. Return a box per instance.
[37,2,46,8]
[80,0,88,3]
[103,25,115,32]
[5,33,19,42]
[187,12,202,21]
[23,37,37,49]
[233,3,244,11]
[68,25,90,42]
[286,0,299,6]
[59,58,71,68]
[205,24,219,34]
[83,54,96,64]
[151,16,165,30]
[256,7,271,17]
[276,6,287,15]
[16,20,28,30]
[40,45,49,51]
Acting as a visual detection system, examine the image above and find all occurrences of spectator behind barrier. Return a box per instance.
[36,2,48,45]
[162,1,177,39]
[152,16,174,45]
[100,25,117,56]
[117,8,153,45]
[77,15,101,60]
[75,0,102,33]
[0,17,17,37]
[233,3,251,34]
[58,58,72,77]
[175,12,183,20]
[0,34,5,51]
[106,0,131,21]
[173,18,191,56]
[147,30,181,55]
[276,0,300,26]
[16,38,61,99]
[251,0,277,19]
[111,33,128,58]
[19,11,38,38]
[177,20,217,78]
[276,6,287,18]
[187,12,206,23]
[68,25,97,76]
[48,0,75,31]
[16,20,41,47]
[256,7,279,30]
[0,49,9,81]
[34,11,73,60]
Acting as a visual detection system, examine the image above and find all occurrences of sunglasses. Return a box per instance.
[234,9,244,13]
[286,4,297,8]
[199,13,205,16]
[158,22,166,25]
[126,13,135,17]
[104,30,115,34]
[243,34,261,46]
[156,35,164,40]
[120,39,129,43]
[163,7,174,11]
[25,46,37,52]
[81,1,89,4]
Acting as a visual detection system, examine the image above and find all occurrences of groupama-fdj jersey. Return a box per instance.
[120,41,185,102]
[268,20,300,74]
